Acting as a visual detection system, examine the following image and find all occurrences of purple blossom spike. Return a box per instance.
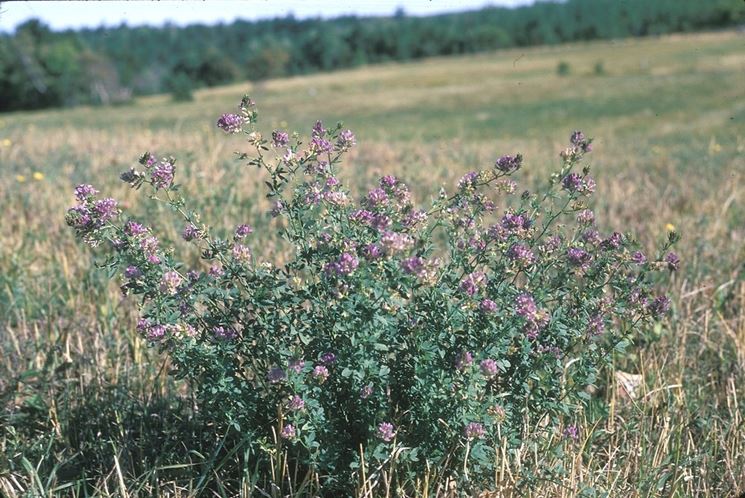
[182,224,200,241]
[507,243,536,266]
[459,271,487,296]
[235,224,253,238]
[74,184,98,201]
[665,252,680,271]
[567,247,592,267]
[495,154,522,173]
[464,422,485,439]
[480,299,497,313]
[280,424,296,439]
[272,130,289,147]
[217,113,244,134]
[631,251,647,265]
[336,129,356,150]
[312,365,329,383]
[151,161,174,190]
[563,424,579,441]
[287,395,305,411]
[160,271,183,295]
[124,266,142,279]
[480,359,498,378]
[377,422,396,442]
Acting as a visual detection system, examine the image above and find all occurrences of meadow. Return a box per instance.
[1,30,743,496]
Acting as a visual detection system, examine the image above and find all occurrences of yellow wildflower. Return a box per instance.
[665,223,675,232]
[33,171,45,181]
[16,174,26,183]
[1,139,11,147]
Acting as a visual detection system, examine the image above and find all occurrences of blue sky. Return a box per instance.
[0,0,535,32]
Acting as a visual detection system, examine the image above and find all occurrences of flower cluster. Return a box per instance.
[66,97,678,494]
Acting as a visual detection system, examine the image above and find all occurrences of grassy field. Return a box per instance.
[1,30,744,496]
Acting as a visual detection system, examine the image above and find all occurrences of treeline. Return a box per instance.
[1,0,742,112]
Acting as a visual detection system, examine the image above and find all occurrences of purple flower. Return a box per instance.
[217,113,243,134]
[310,137,333,153]
[151,161,174,190]
[324,252,359,276]
[500,212,531,233]
[372,214,392,231]
[366,188,388,206]
[480,359,499,378]
[213,326,237,340]
[458,171,479,190]
[401,256,424,275]
[267,367,287,384]
[377,422,396,442]
[124,266,142,279]
[587,314,605,337]
[576,209,595,224]
[507,243,535,266]
[570,130,592,152]
[235,224,253,238]
[632,251,647,265]
[562,173,583,192]
[160,271,183,295]
[312,365,329,383]
[124,221,147,237]
[495,154,522,173]
[208,264,224,278]
[570,131,586,146]
[563,424,579,441]
[380,231,413,254]
[601,232,623,250]
[480,299,497,313]
[460,271,487,296]
[350,209,374,225]
[74,184,98,201]
[287,395,305,411]
[363,243,383,260]
[232,244,252,263]
[567,247,592,267]
[464,422,485,440]
[182,224,200,241]
[515,293,537,320]
[542,235,562,253]
[647,295,671,318]
[139,236,160,264]
[320,352,336,365]
[336,129,356,150]
[137,319,166,341]
[455,350,473,370]
[139,152,157,168]
[93,198,118,223]
[272,130,289,147]
[665,252,680,271]
[403,209,428,228]
[311,120,326,138]
[380,175,397,187]
[581,229,601,246]
[280,424,296,440]
[562,173,596,195]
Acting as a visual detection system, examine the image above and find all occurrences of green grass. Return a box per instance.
[1,30,744,497]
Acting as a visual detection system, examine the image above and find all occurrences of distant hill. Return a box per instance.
[0,0,742,112]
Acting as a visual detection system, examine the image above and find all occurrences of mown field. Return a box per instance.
[1,30,743,497]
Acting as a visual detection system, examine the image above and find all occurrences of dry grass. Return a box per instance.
[1,30,744,496]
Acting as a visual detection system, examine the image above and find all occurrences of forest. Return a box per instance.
[0,0,742,112]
